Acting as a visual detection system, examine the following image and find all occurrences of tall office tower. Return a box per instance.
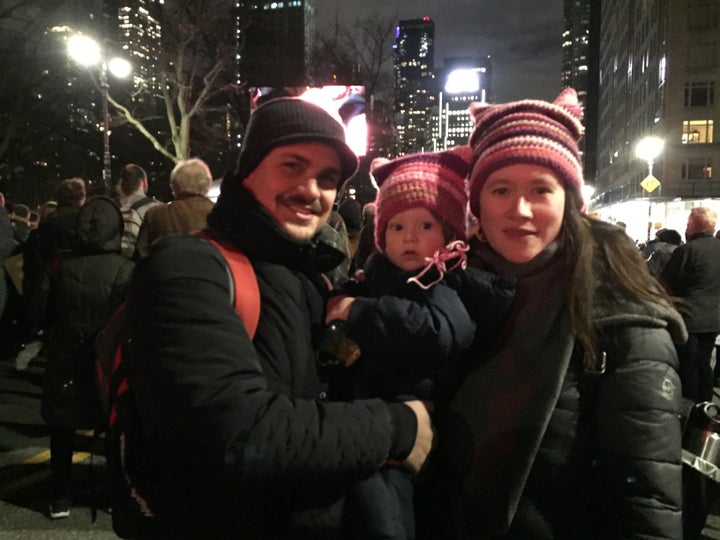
[434,56,492,151]
[595,1,720,237]
[562,0,599,183]
[394,17,436,156]
[104,0,163,96]
[236,0,314,87]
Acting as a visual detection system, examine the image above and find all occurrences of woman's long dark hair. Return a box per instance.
[558,190,674,370]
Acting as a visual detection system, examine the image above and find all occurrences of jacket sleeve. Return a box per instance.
[593,324,683,539]
[344,282,476,372]
[125,235,411,491]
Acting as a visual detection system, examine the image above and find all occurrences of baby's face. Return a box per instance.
[384,206,447,271]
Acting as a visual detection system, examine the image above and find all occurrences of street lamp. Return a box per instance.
[67,35,131,194]
[635,135,665,241]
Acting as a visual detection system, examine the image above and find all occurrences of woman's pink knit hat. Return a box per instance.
[373,146,473,251]
[467,87,585,217]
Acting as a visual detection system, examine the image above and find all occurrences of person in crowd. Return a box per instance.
[40,178,86,260]
[645,227,682,277]
[21,180,85,345]
[18,201,57,343]
[0,192,17,336]
[135,158,214,257]
[116,163,161,259]
[41,196,134,519]
[417,88,686,539]
[323,146,514,540]
[338,198,363,257]
[660,206,720,403]
[351,202,377,275]
[114,98,433,538]
[10,203,32,244]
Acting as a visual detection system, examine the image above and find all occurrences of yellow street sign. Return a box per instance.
[640,174,661,193]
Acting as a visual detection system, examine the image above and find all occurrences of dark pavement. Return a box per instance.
[0,343,114,538]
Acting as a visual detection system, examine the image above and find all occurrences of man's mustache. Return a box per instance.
[278,195,323,215]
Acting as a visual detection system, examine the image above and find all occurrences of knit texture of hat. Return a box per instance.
[373,146,472,251]
[234,97,358,185]
[467,87,584,217]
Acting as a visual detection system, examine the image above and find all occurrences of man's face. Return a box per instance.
[244,143,342,242]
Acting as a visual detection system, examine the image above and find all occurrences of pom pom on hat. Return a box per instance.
[467,88,585,217]
[373,146,472,251]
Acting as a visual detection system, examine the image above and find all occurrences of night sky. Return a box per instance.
[313,0,565,103]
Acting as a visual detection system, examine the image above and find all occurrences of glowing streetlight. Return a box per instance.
[635,135,664,241]
[67,34,131,194]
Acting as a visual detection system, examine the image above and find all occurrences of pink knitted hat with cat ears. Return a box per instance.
[467,87,585,217]
[373,146,473,251]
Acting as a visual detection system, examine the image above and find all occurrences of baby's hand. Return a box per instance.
[325,295,355,324]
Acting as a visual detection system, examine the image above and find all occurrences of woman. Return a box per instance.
[417,89,686,539]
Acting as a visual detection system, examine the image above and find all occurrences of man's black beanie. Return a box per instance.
[234,97,359,185]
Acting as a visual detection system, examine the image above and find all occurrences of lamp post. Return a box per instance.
[67,35,131,194]
[635,135,664,241]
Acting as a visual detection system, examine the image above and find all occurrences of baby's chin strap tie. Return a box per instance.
[407,240,469,290]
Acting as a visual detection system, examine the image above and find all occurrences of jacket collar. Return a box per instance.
[206,176,345,274]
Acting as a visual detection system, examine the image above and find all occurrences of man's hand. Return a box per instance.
[400,400,435,474]
[325,295,355,324]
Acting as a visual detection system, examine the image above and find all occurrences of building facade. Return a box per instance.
[562,0,600,183]
[433,56,492,151]
[105,0,163,96]
[394,17,436,156]
[594,0,720,241]
[236,0,314,87]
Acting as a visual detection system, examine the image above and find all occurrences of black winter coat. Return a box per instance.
[661,232,720,333]
[120,183,418,539]
[416,243,686,540]
[342,252,514,401]
[41,197,133,429]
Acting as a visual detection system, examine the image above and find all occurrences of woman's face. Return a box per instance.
[478,163,566,263]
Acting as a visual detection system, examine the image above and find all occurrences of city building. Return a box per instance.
[433,56,492,151]
[236,0,314,87]
[393,17,436,156]
[562,0,600,184]
[593,0,720,242]
[104,0,163,96]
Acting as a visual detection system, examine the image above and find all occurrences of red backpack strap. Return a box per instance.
[195,231,260,339]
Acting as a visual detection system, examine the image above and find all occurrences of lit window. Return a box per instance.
[682,119,714,143]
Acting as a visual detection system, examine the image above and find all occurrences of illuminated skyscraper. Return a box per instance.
[104,0,163,96]
[236,0,314,87]
[562,0,599,183]
[434,56,492,151]
[394,17,435,156]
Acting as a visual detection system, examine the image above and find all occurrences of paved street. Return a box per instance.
[0,348,114,538]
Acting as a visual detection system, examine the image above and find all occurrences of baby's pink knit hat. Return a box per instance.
[467,87,585,217]
[373,146,472,251]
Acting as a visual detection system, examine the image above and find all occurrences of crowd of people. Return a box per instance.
[2,88,720,539]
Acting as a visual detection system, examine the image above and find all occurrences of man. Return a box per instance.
[661,206,720,402]
[117,163,157,213]
[135,158,214,257]
[117,164,160,258]
[117,98,432,538]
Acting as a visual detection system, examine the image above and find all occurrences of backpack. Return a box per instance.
[120,196,155,259]
[95,232,260,537]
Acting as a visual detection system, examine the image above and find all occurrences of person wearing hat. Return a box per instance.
[112,97,434,539]
[323,146,515,539]
[416,89,686,539]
